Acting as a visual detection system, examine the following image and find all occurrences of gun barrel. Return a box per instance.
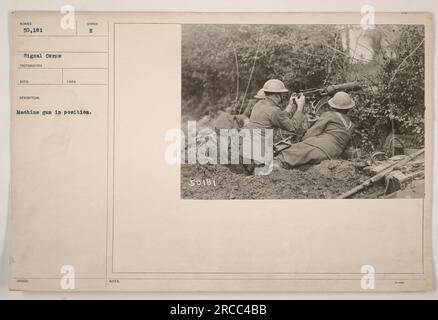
[327,81,361,94]
[296,81,362,97]
[299,88,321,95]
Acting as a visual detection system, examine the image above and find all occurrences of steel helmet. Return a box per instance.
[328,91,355,110]
[254,89,266,99]
[261,79,289,93]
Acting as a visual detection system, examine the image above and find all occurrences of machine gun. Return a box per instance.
[292,81,362,122]
[274,81,362,156]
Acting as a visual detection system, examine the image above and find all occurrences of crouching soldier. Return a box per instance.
[245,79,305,132]
[274,91,355,168]
[242,88,266,119]
[240,79,306,175]
[213,89,265,130]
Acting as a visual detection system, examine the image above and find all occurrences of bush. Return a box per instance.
[182,24,425,151]
[350,25,425,150]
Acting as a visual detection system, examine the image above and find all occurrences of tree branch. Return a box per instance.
[387,39,424,89]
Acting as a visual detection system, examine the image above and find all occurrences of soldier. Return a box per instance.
[274,91,355,168]
[240,79,305,175]
[242,89,266,118]
[213,89,265,130]
[245,79,305,133]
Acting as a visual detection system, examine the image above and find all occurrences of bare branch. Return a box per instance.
[388,39,424,89]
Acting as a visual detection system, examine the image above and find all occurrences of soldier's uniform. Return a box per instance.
[242,89,266,118]
[275,111,354,167]
[245,96,304,133]
[239,80,305,174]
[275,91,356,168]
[242,99,257,118]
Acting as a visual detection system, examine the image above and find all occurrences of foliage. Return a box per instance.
[182,24,425,151]
[350,25,425,150]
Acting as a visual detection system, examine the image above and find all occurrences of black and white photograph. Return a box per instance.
[180,24,425,199]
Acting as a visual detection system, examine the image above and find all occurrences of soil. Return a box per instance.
[181,160,380,199]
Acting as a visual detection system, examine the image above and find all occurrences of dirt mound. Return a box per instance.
[181,161,367,199]
[306,160,358,181]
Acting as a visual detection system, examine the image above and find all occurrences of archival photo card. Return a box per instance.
[8,11,433,292]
